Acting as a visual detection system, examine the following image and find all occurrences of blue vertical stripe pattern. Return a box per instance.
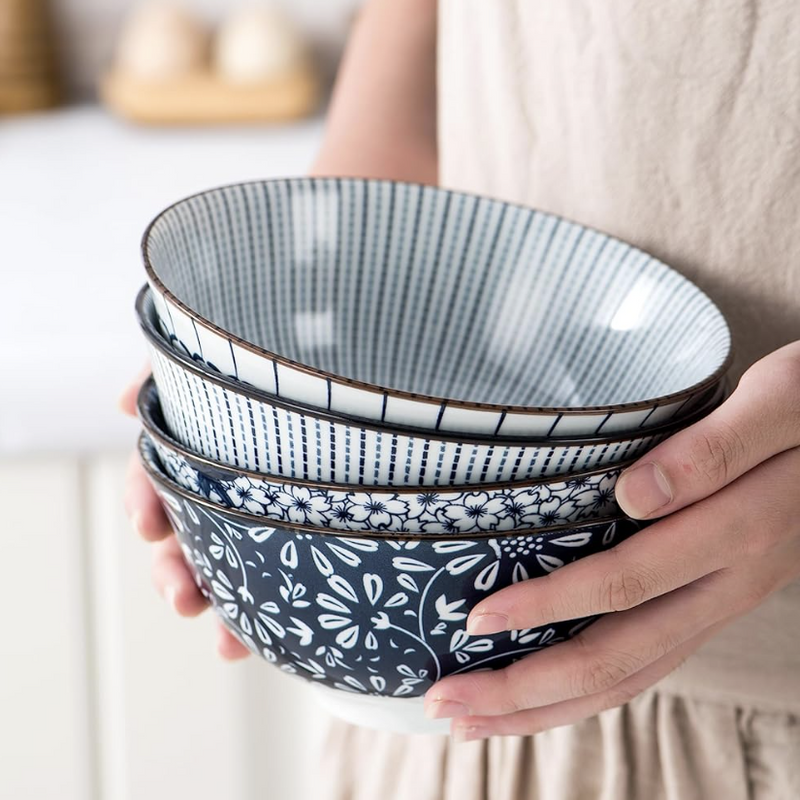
[147,338,689,488]
[143,178,730,437]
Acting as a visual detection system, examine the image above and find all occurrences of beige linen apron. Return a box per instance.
[321,2,800,797]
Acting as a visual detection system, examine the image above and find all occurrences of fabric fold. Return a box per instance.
[317,691,799,800]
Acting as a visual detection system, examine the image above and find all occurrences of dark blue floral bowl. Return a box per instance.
[139,434,648,703]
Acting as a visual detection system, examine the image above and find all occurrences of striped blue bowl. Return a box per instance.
[142,178,731,438]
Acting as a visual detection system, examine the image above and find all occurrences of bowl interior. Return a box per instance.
[145,178,730,408]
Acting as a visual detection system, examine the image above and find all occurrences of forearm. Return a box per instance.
[311,0,438,184]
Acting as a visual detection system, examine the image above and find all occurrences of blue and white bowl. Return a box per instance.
[143,177,731,438]
[139,434,648,704]
[138,377,627,534]
[138,287,720,487]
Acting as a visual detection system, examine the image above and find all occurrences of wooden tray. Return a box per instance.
[99,65,320,126]
[0,78,59,112]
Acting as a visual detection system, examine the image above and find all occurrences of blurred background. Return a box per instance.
[0,1,359,797]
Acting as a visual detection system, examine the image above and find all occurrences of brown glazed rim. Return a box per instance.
[137,285,727,449]
[141,176,734,417]
[137,376,640,493]
[138,432,635,541]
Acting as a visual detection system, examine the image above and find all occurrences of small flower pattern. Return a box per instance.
[148,436,623,535]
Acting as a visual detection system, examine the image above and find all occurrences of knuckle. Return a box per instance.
[455,673,486,704]
[739,349,800,443]
[523,585,563,626]
[454,670,525,716]
[505,573,572,627]
[734,575,774,613]
[686,423,746,486]
[598,567,651,612]
[570,639,640,696]
[760,349,800,397]
[739,510,785,558]
[497,667,530,714]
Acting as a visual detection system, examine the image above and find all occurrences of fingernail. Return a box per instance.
[452,725,488,744]
[164,585,178,613]
[425,699,470,720]
[131,511,143,538]
[467,613,508,635]
[616,462,672,518]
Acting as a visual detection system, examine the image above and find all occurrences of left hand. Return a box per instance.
[423,342,800,741]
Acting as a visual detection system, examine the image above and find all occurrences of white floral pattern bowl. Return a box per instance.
[139,433,649,704]
[138,377,626,534]
[138,287,722,487]
[143,177,731,438]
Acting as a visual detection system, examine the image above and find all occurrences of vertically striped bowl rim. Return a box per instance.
[137,375,641,492]
[142,177,733,417]
[136,285,728,448]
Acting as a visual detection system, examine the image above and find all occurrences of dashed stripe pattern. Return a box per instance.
[148,344,673,487]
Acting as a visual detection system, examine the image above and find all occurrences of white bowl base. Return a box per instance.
[312,685,451,736]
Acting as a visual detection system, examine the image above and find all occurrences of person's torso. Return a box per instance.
[438,0,800,712]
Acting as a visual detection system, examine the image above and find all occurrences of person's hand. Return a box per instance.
[119,367,250,661]
[423,341,800,741]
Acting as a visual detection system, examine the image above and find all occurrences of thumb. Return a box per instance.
[615,342,800,519]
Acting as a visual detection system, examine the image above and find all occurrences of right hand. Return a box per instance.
[119,367,250,661]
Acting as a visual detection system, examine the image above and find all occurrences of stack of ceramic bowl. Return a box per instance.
[134,178,731,733]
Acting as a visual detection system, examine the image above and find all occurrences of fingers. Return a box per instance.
[616,341,800,519]
[151,535,251,661]
[151,536,209,617]
[126,441,206,614]
[151,537,251,660]
[124,450,173,541]
[425,569,739,720]
[118,364,152,418]
[120,365,251,662]
[427,448,800,723]
[216,622,252,660]
[450,620,728,741]
[466,447,800,633]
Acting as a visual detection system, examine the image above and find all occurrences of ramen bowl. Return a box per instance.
[139,434,647,724]
[143,177,731,438]
[138,286,718,487]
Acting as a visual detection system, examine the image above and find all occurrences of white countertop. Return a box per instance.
[0,106,323,455]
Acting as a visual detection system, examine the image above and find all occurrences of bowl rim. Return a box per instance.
[141,175,734,418]
[138,432,637,540]
[136,285,727,449]
[137,375,638,493]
